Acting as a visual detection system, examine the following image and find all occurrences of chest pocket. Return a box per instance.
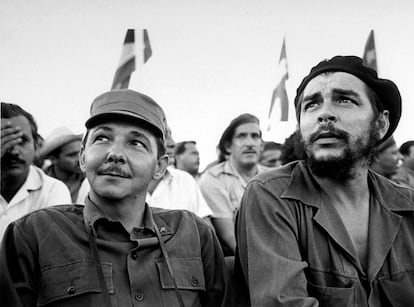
[307,281,355,307]
[156,257,206,306]
[378,270,414,306]
[38,259,113,306]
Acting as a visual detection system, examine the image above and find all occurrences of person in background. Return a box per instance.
[199,113,267,256]
[392,140,414,189]
[369,135,400,179]
[0,89,232,306]
[147,129,212,220]
[236,56,414,306]
[0,102,71,239]
[40,127,86,203]
[259,141,283,168]
[175,140,201,179]
[279,130,305,165]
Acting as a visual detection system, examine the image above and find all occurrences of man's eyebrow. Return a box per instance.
[302,92,322,102]
[332,88,361,97]
[92,125,112,133]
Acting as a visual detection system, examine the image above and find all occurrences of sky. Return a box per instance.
[2,0,414,169]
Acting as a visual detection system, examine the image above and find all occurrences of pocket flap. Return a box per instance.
[156,257,206,291]
[39,260,113,306]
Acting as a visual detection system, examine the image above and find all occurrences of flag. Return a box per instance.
[268,38,289,125]
[363,30,377,71]
[111,29,152,90]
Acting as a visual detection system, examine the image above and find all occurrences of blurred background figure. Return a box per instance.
[40,127,85,203]
[259,141,282,168]
[392,140,414,189]
[1,103,71,239]
[370,136,400,179]
[175,140,200,179]
[165,125,176,166]
[280,130,305,165]
[199,113,266,256]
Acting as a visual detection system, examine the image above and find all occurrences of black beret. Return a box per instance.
[294,56,401,142]
[218,113,260,155]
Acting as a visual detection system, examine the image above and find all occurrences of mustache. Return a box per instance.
[97,165,131,178]
[309,124,350,143]
[1,153,25,165]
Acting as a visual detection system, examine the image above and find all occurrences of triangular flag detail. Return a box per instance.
[363,30,378,71]
[111,29,135,90]
[268,38,289,125]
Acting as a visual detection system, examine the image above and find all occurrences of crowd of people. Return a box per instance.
[1,55,414,306]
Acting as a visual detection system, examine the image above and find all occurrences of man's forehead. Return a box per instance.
[4,115,32,132]
[303,72,368,96]
[234,122,261,134]
[91,121,155,137]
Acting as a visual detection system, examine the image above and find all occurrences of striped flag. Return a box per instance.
[363,30,377,71]
[111,29,152,90]
[268,38,289,125]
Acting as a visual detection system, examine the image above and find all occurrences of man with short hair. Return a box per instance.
[199,113,266,256]
[259,141,283,168]
[0,90,232,306]
[236,56,414,306]
[0,103,71,239]
[392,140,414,189]
[369,135,400,179]
[175,140,200,178]
[40,126,85,203]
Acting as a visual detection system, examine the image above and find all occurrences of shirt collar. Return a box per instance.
[281,161,414,212]
[25,165,43,192]
[83,196,157,236]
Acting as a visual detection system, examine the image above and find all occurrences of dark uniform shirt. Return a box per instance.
[0,198,232,306]
[236,161,414,306]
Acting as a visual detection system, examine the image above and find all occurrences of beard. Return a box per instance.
[301,120,381,181]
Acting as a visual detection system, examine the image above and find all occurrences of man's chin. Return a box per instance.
[307,154,356,181]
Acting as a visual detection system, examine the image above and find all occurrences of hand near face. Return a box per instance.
[1,120,23,158]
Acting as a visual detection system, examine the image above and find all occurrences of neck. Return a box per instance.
[230,158,258,182]
[1,171,28,203]
[312,166,370,208]
[89,191,147,232]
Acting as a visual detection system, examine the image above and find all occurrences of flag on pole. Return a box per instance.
[111,29,152,90]
[363,30,377,71]
[268,38,289,126]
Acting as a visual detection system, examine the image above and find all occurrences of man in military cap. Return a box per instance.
[0,89,232,306]
[236,56,414,306]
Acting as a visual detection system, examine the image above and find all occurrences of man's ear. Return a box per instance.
[376,110,390,140]
[153,155,168,180]
[79,146,86,172]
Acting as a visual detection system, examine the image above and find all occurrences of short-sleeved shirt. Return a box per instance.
[0,198,232,307]
[0,165,71,239]
[146,167,212,218]
[199,161,267,219]
[236,161,414,306]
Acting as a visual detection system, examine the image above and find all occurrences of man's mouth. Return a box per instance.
[97,167,130,178]
[314,132,343,144]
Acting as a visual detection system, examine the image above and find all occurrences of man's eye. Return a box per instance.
[338,97,354,104]
[94,135,108,143]
[303,101,318,111]
[130,140,146,148]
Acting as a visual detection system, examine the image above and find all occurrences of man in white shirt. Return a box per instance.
[1,103,71,238]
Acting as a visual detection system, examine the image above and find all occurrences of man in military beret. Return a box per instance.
[0,89,232,307]
[236,56,414,306]
[199,113,267,256]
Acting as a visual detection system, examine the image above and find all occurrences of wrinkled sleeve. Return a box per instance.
[198,219,234,307]
[236,180,318,307]
[199,173,233,219]
[0,222,38,306]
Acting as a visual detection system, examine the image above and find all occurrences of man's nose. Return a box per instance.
[317,101,337,124]
[105,143,126,164]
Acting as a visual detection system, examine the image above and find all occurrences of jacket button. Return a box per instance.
[67,285,76,295]
[191,277,199,287]
[131,252,138,260]
[135,292,144,301]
